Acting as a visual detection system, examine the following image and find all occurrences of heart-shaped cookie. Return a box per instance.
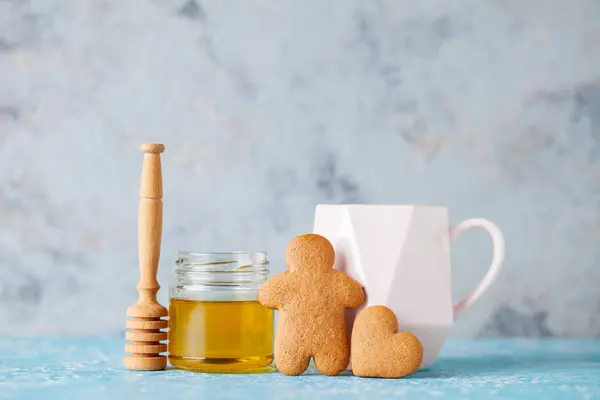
[351,305,423,378]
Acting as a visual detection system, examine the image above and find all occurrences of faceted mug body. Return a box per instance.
[314,204,505,369]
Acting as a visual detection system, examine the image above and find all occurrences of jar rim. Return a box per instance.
[177,250,267,257]
[175,251,269,273]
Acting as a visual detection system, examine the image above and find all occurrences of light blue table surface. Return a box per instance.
[0,338,599,399]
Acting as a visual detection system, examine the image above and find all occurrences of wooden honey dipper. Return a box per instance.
[124,143,169,371]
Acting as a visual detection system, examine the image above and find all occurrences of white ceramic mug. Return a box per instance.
[313,204,505,369]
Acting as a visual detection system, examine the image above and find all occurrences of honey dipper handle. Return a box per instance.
[137,143,165,305]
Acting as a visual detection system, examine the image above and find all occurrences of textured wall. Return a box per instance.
[0,0,599,336]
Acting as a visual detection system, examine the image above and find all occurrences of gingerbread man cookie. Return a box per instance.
[259,234,364,376]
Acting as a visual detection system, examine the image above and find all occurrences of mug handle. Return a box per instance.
[450,218,505,320]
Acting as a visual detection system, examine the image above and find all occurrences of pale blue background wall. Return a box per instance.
[0,0,599,336]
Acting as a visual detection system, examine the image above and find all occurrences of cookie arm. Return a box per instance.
[258,272,289,309]
[338,273,365,308]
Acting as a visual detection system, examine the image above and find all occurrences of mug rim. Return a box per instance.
[317,204,448,209]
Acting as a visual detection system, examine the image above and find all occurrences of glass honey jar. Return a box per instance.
[168,251,274,373]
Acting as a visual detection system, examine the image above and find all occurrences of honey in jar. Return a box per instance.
[168,252,274,373]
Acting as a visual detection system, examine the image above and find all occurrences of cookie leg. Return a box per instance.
[275,344,310,376]
[313,345,350,376]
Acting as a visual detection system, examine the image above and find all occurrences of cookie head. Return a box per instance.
[285,234,335,272]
